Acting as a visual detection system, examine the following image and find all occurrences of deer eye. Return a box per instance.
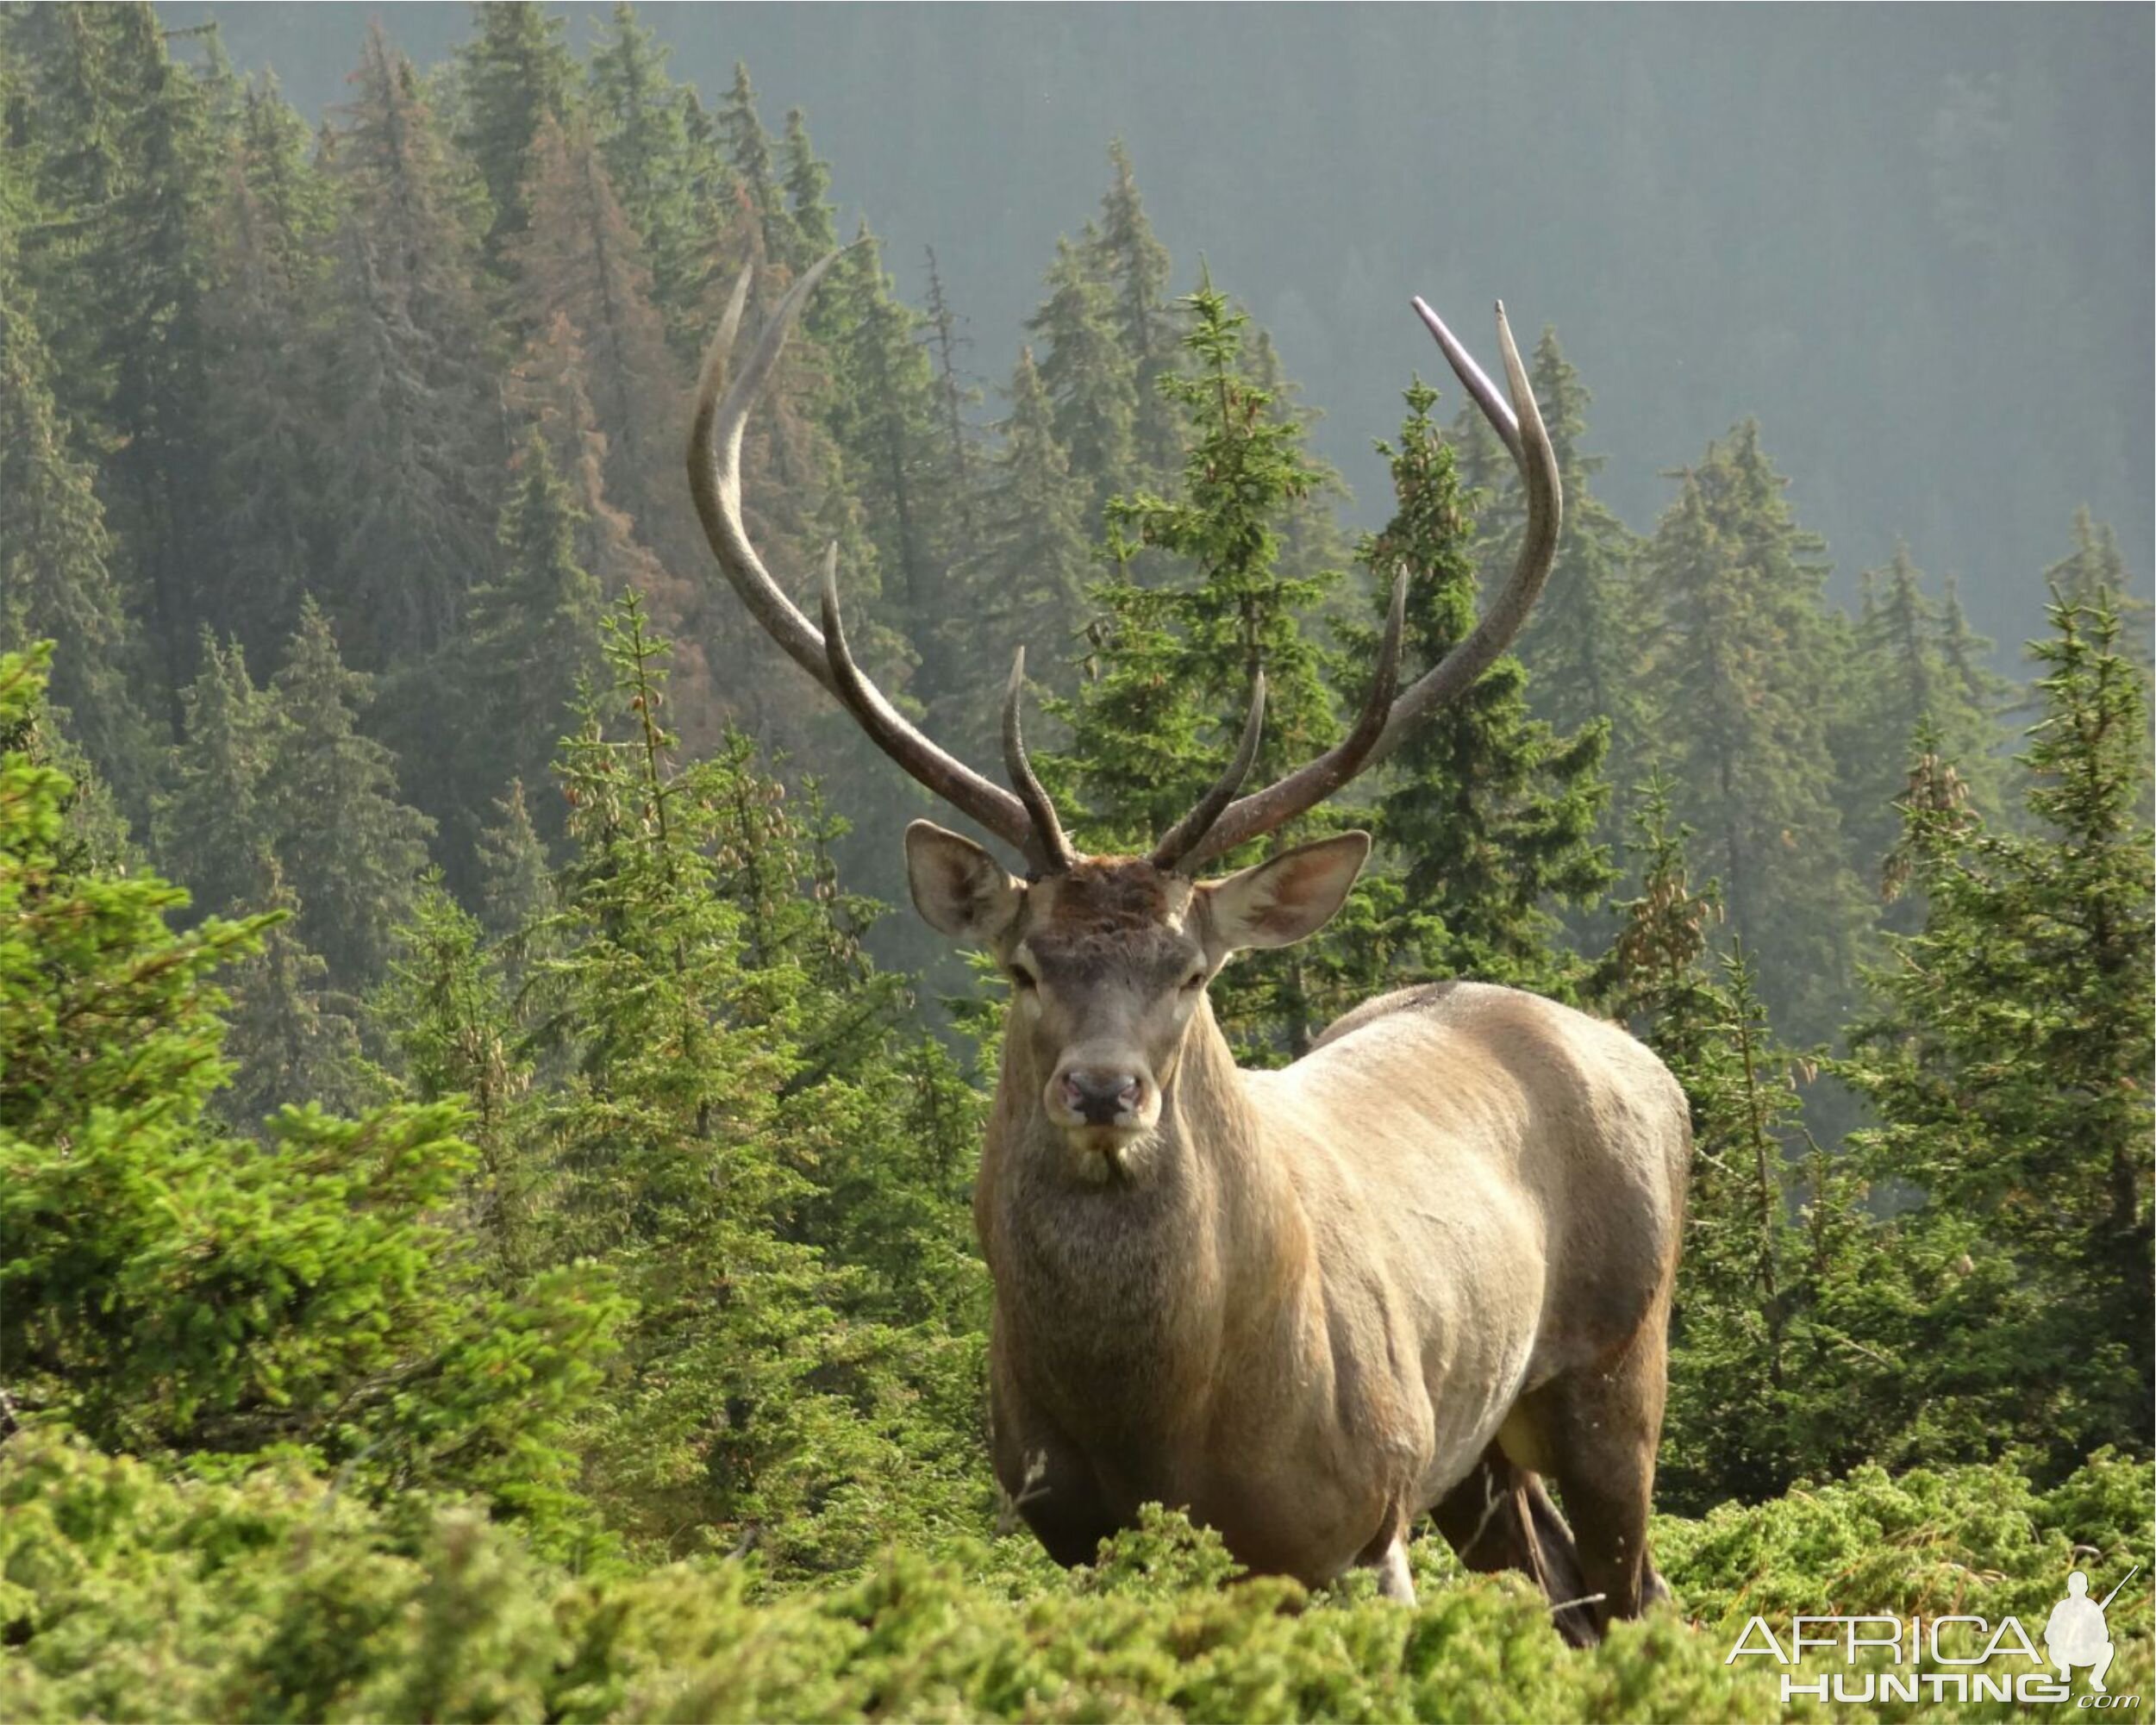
[1009,963,1039,991]
[1181,967,1207,991]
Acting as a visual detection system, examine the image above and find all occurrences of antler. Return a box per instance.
[691,252,1067,873]
[1165,298,1561,872]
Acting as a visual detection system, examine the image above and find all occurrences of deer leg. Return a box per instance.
[1356,1511,1418,1604]
[990,1372,1119,1568]
[1526,1300,1674,1634]
[1430,1445,1599,1647]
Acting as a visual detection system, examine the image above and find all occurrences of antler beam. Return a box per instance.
[690,252,1057,872]
[1168,299,1561,870]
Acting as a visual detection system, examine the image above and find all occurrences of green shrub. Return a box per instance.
[7,1429,2147,1723]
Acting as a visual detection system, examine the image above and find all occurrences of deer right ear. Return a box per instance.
[904,821,1024,945]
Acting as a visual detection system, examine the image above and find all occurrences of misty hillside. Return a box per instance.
[170,1,2153,660]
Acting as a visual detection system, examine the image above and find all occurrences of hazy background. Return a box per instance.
[167,3,2152,659]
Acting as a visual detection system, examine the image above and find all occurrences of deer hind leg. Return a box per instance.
[1522,1296,1675,1635]
[1430,1444,1599,1647]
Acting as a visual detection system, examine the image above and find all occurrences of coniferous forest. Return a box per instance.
[1,7,2150,1720]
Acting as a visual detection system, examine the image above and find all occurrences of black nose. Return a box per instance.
[1062,1069,1142,1125]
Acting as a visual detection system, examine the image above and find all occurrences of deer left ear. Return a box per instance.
[1200,831,1371,953]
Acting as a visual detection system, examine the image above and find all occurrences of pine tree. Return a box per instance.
[1026,230,1140,531]
[585,2,719,353]
[451,431,604,850]
[154,632,280,924]
[1089,139,1178,481]
[936,346,1095,761]
[216,850,364,1128]
[1059,276,1348,1054]
[1353,379,1612,997]
[322,23,501,666]
[453,0,575,266]
[196,75,337,661]
[0,222,152,809]
[1635,421,1870,1041]
[511,112,684,556]
[1840,591,2153,1472]
[262,598,436,986]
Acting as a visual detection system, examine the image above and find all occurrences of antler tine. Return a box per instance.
[1410,295,1523,464]
[1172,296,1560,869]
[1372,299,1560,747]
[1150,669,1266,872]
[815,549,1059,875]
[691,247,1044,866]
[1178,567,1407,872]
[1003,649,1078,874]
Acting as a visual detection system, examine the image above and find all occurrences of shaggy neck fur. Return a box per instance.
[980,991,1315,1497]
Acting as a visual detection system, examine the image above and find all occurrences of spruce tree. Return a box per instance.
[585,2,719,353]
[921,245,983,541]
[2041,505,2152,667]
[0,224,152,809]
[452,431,605,849]
[1838,541,2011,916]
[323,24,501,666]
[937,346,1095,761]
[511,112,684,558]
[718,61,791,266]
[1353,379,1613,997]
[474,777,556,944]
[262,598,436,987]
[1059,276,1349,1053]
[453,0,576,266]
[10,3,220,713]
[216,850,364,1128]
[1839,591,2153,1471]
[1635,421,1870,1041]
[529,596,975,1565]
[1090,139,1178,482]
[1026,230,1140,531]
[154,632,279,925]
[197,75,337,661]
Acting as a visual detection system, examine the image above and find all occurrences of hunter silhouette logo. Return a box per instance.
[1727,1559,2145,1707]
[2047,1566,2137,1694]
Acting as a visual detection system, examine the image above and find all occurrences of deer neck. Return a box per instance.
[983,997,1315,1460]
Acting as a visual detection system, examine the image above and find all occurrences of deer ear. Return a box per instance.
[904,821,1023,945]
[1201,831,1371,953]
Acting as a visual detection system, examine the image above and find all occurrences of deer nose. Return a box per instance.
[1059,1068,1144,1125]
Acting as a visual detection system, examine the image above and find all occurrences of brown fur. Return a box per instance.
[903,829,1688,1637]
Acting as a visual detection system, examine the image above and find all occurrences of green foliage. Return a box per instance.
[1059,275,1352,1054]
[1349,378,1613,1000]
[1634,422,1872,1041]
[1836,589,2153,1472]
[1,12,2149,1714]
[0,646,621,1535]
[6,1430,2147,1723]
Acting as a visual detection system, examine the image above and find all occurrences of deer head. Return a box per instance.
[689,254,1558,1172]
